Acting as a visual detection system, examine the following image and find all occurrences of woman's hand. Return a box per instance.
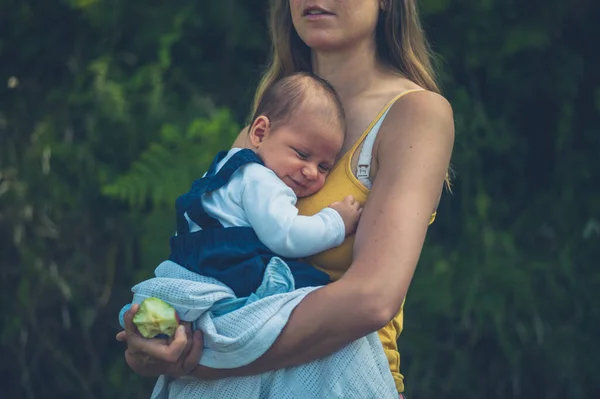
[116,304,204,378]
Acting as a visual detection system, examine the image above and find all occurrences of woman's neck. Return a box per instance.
[312,41,384,102]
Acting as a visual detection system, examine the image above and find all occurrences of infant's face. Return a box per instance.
[257,105,344,198]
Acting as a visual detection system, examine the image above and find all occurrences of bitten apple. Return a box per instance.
[133,297,180,338]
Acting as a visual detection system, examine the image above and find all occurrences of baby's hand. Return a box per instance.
[329,195,363,236]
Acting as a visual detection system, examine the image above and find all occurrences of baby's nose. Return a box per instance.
[302,164,318,180]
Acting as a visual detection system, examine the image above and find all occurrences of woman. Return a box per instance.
[117,0,454,396]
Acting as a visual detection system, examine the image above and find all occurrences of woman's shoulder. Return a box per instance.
[373,84,454,164]
[389,88,453,125]
[366,73,452,122]
[375,72,453,130]
[380,73,451,112]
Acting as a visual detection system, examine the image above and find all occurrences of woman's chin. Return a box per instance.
[301,33,346,53]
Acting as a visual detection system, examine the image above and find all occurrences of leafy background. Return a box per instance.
[1,0,598,398]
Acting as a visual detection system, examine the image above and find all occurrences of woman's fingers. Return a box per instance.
[133,325,188,363]
[121,304,188,362]
[167,325,191,362]
[118,302,206,377]
[116,330,126,341]
[183,330,204,373]
[122,303,140,335]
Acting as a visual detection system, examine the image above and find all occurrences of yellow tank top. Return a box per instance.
[296,89,436,393]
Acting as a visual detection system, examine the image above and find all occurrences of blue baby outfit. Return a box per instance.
[169,149,331,298]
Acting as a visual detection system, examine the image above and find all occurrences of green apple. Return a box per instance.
[133,297,180,338]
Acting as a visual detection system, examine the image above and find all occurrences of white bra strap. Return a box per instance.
[356,106,394,188]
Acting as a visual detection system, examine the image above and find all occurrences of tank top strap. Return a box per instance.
[345,89,426,162]
[355,89,426,187]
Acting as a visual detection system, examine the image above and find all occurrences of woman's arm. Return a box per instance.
[189,91,455,377]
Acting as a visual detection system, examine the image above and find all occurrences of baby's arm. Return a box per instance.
[240,164,359,258]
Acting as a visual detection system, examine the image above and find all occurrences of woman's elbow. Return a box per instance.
[370,303,404,331]
[355,285,407,331]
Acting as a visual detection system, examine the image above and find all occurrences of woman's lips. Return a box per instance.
[303,6,334,19]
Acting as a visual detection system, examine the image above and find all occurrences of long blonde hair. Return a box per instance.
[252,0,450,189]
[252,0,440,112]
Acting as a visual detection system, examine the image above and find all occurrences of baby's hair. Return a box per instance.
[250,72,346,132]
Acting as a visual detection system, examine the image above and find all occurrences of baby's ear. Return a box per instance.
[248,115,270,148]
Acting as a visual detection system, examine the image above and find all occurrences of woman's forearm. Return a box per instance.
[251,278,385,370]
[190,275,387,378]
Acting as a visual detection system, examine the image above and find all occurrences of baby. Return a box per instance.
[120,73,361,334]
[168,72,361,297]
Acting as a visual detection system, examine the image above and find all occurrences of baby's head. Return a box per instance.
[248,73,346,198]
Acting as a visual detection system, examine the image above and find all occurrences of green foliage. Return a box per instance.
[1,0,598,398]
[102,109,239,208]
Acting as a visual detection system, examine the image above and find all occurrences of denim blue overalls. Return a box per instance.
[169,149,331,298]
